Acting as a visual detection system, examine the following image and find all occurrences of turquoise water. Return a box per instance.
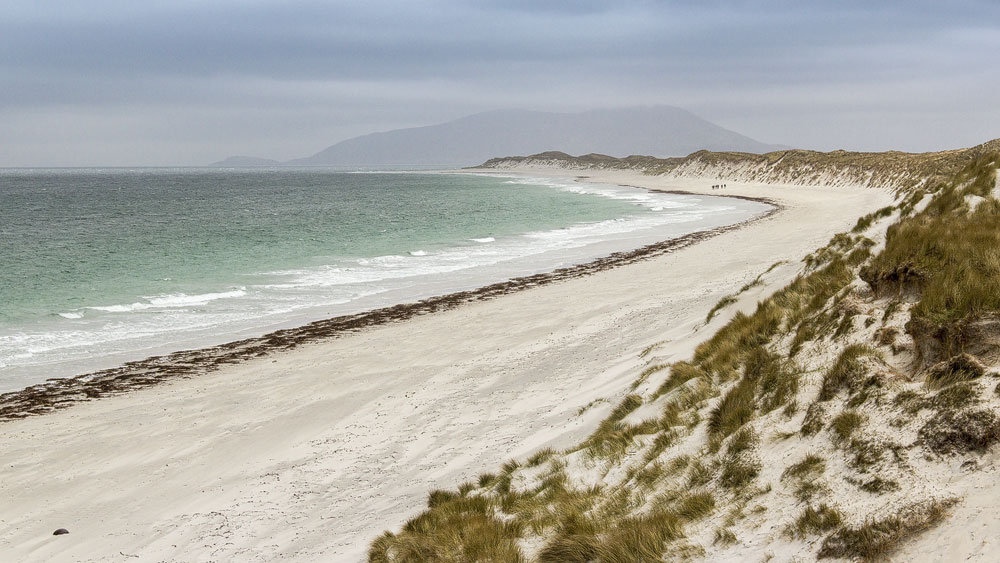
[0,168,770,390]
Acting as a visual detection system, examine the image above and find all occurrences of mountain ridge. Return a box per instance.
[210,106,786,167]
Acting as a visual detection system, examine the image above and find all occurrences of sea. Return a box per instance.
[0,168,771,392]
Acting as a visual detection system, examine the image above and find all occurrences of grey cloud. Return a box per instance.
[2,1,999,165]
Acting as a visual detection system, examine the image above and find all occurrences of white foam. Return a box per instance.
[88,288,247,313]
[498,175,686,211]
[58,312,83,319]
[255,190,755,299]
[146,289,247,307]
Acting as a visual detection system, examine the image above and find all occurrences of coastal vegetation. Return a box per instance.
[704,261,785,324]
[370,148,1000,561]
[481,139,1000,193]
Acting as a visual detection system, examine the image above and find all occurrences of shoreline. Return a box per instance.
[0,186,779,422]
[0,170,893,562]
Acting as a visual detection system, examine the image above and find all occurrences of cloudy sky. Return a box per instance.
[3,0,999,166]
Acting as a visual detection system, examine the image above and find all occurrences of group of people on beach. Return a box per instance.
[711,183,728,190]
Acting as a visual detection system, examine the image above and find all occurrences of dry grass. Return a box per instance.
[931,382,979,410]
[757,356,800,413]
[674,492,716,521]
[708,376,756,440]
[706,295,738,324]
[925,353,986,389]
[593,509,684,562]
[781,454,828,502]
[632,461,666,489]
[693,301,783,383]
[845,439,887,473]
[659,378,715,428]
[830,411,864,443]
[851,205,896,233]
[713,527,737,546]
[631,363,668,391]
[800,402,826,436]
[719,455,761,491]
[708,348,798,440]
[639,340,666,359]
[652,362,705,399]
[862,155,1000,355]
[686,460,715,488]
[782,454,826,481]
[818,344,880,401]
[818,500,954,561]
[482,141,996,194]
[920,408,1000,454]
[788,504,842,538]
[852,476,900,495]
[582,394,652,459]
[707,263,789,325]
[526,447,558,467]
[725,427,759,457]
[368,495,526,562]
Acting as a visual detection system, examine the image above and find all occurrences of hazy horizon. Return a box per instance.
[3,1,999,167]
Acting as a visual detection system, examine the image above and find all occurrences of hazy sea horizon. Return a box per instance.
[0,168,771,392]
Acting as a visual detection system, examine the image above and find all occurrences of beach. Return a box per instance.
[0,170,893,562]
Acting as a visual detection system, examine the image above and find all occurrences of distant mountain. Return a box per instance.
[209,155,282,167]
[213,107,785,167]
[291,107,784,167]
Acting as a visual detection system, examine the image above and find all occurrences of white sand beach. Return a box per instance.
[0,170,894,562]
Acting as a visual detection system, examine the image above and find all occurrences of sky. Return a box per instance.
[2,0,999,166]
